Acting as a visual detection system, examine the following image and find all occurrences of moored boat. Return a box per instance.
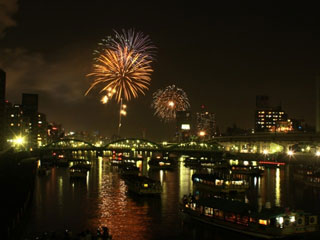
[181,195,320,239]
[148,156,177,170]
[123,175,162,195]
[192,173,249,193]
[69,165,88,178]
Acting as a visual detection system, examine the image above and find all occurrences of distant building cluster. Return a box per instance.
[175,105,217,142]
[0,68,65,150]
[255,95,305,133]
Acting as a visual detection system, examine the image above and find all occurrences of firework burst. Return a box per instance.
[86,29,156,102]
[86,45,153,102]
[152,85,190,122]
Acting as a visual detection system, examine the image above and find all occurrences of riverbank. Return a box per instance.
[0,149,38,240]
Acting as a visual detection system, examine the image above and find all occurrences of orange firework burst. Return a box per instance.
[85,45,153,102]
[152,85,190,122]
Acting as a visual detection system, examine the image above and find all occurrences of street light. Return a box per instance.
[287,150,294,156]
[198,130,206,137]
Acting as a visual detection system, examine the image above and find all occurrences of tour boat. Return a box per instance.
[123,175,162,195]
[181,195,320,239]
[192,173,249,193]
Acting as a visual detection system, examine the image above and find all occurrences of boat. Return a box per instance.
[148,156,177,170]
[181,195,320,239]
[118,163,140,175]
[184,157,202,168]
[213,160,264,176]
[192,173,249,193]
[69,159,91,170]
[55,155,69,167]
[294,167,320,187]
[69,165,88,178]
[123,175,162,195]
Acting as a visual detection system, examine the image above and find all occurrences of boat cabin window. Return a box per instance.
[259,219,268,225]
[215,179,223,186]
[204,207,213,216]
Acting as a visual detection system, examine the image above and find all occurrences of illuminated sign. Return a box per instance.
[181,124,190,130]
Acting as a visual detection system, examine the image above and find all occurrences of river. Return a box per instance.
[20,154,320,240]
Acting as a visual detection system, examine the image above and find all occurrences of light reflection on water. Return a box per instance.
[22,156,320,240]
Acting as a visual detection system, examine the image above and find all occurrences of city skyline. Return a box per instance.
[1,1,319,141]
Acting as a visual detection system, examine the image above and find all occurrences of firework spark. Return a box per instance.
[86,46,153,102]
[152,85,190,122]
[94,28,156,61]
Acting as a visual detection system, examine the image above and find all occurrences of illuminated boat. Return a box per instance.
[69,159,91,170]
[181,196,320,239]
[192,173,249,193]
[69,165,88,178]
[124,175,162,195]
[148,156,177,170]
[294,167,320,187]
[214,159,264,176]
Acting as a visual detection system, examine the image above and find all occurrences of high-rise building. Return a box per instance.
[176,111,192,142]
[196,105,216,140]
[0,69,6,149]
[22,93,38,148]
[5,103,29,148]
[37,113,48,147]
[255,96,288,132]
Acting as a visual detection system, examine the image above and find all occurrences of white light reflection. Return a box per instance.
[98,156,103,188]
[275,167,280,207]
[160,170,164,185]
[58,176,63,206]
[86,171,90,192]
[254,176,257,187]
[179,160,193,199]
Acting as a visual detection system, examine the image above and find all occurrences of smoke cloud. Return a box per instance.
[0,48,90,103]
[0,0,18,37]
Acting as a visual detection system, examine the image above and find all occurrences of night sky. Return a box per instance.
[1,1,319,141]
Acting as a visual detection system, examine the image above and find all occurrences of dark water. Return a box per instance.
[21,155,320,240]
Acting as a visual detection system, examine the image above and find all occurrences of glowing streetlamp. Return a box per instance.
[316,151,320,157]
[15,136,25,146]
[287,150,294,156]
[263,149,269,155]
[198,130,206,137]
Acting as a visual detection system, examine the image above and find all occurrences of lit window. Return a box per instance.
[259,219,268,225]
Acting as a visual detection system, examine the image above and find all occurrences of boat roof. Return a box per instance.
[192,173,242,181]
[196,197,291,218]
